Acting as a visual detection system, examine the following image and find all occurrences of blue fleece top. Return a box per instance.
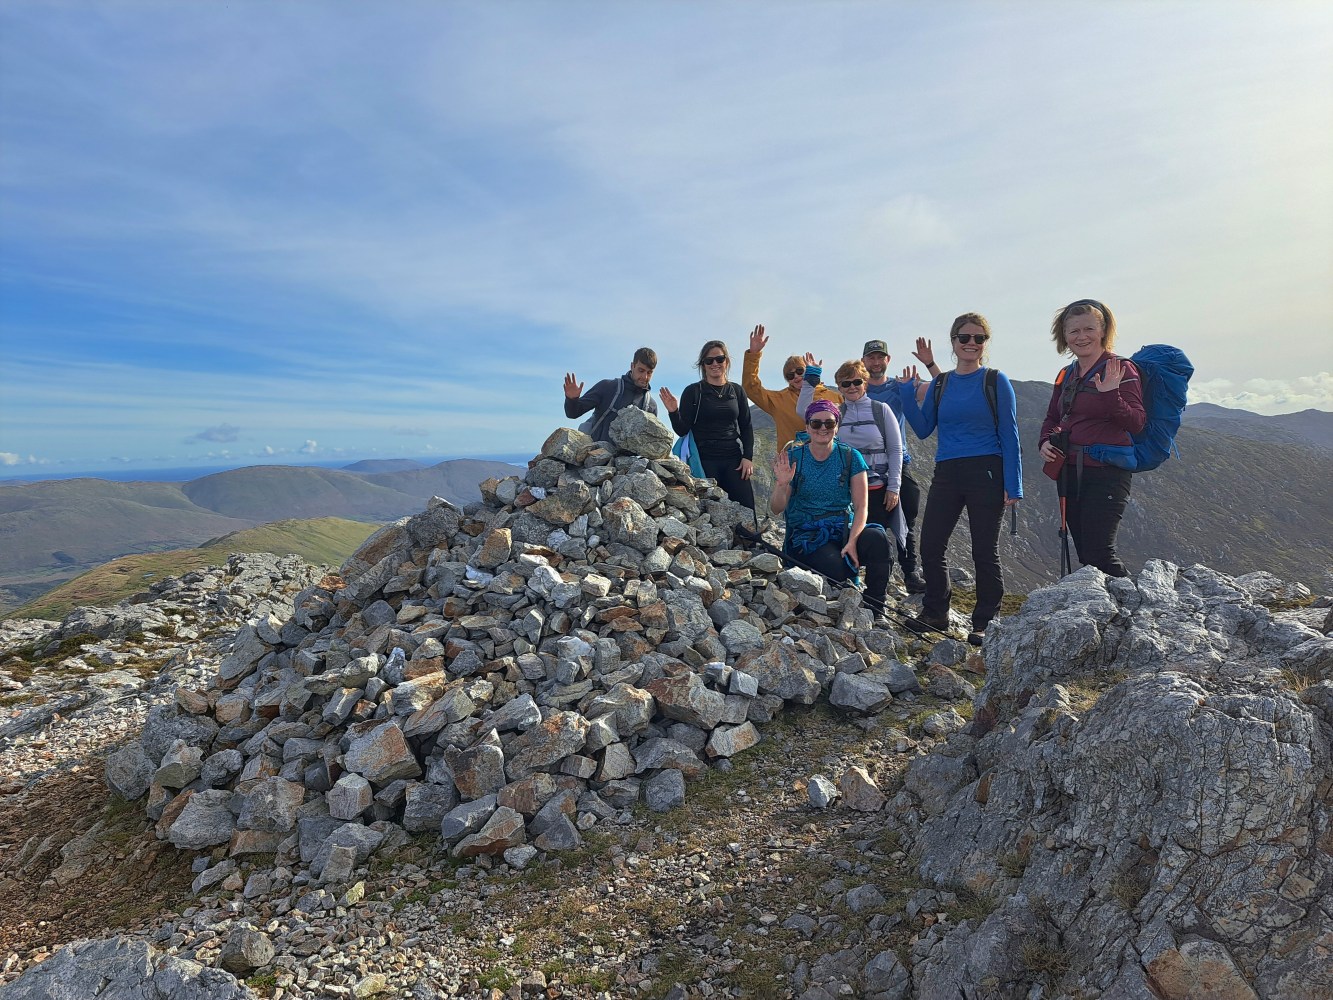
[864,379,911,466]
[900,367,1023,498]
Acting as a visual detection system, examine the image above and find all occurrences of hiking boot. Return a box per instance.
[967,630,985,647]
[904,570,926,594]
[902,614,949,637]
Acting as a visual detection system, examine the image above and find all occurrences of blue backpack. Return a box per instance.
[1074,345,1193,471]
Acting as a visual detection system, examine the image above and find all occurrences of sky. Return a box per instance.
[2,1,1330,475]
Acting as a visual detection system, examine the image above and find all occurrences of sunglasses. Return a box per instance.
[703,355,728,366]
[806,419,837,430]
[952,333,989,344]
[838,379,864,389]
[784,369,805,380]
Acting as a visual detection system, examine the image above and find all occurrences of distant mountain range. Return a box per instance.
[4,396,1331,616]
[1181,402,1333,452]
[0,458,522,612]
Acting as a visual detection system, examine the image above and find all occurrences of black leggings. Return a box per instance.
[919,455,1005,630]
[1065,465,1132,577]
[785,524,892,609]
[700,454,757,525]
[865,470,921,574]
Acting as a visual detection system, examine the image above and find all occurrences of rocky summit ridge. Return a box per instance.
[0,407,1330,1000]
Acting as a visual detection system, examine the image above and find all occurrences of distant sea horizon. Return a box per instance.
[0,454,532,485]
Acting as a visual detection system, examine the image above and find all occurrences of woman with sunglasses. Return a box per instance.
[1038,299,1144,577]
[797,355,906,555]
[741,324,839,452]
[899,313,1021,646]
[661,340,759,536]
[771,400,894,621]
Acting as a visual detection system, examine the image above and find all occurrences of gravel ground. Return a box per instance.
[1,656,969,998]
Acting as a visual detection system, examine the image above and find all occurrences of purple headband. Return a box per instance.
[805,400,840,422]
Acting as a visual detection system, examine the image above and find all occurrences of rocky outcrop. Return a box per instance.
[895,562,1333,1000]
[0,935,255,999]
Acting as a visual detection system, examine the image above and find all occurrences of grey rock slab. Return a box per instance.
[504,710,589,780]
[236,777,306,833]
[402,781,459,833]
[643,769,686,812]
[733,643,821,704]
[644,671,726,729]
[829,672,893,715]
[328,774,374,821]
[167,790,238,850]
[452,805,526,857]
[440,795,498,842]
[343,721,422,784]
[705,722,761,759]
[311,822,385,880]
[608,406,674,459]
[218,928,275,976]
[808,774,838,809]
[106,742,155,801]
[0,935,254,1000]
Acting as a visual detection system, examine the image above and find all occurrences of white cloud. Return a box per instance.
[188,423,241,444]
[0,453,18,465]
[299,440,318,455]
[1190,373,1333,415]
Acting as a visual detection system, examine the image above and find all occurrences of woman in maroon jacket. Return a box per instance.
[1038,299,1146,577]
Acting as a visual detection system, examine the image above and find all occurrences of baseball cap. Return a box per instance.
[862,339,889,356]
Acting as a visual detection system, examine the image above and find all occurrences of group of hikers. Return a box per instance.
[563,298,1147,646]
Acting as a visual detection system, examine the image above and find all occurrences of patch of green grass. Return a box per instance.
[7,517,375,621]
[245,971,277,996]
[477,965,517,990]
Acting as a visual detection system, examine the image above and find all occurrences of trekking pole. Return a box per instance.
[1009,505,1018,536]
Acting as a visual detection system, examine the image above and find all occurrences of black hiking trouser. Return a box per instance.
[896,468,921,575]
[1065,464,1132,578]
[785,524,892,610]
[919,455,1006,630]
[700,454,757,526]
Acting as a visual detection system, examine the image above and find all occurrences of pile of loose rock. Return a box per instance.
[111,412,931,885]
[0,553,328,786]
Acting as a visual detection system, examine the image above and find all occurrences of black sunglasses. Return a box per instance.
[952,333,989,344]
[703,355,728,366]
[838,378,864,388]
[806,419,837,430]
[784,369,805,380]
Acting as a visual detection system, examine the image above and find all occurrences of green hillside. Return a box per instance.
[182,466,423,521]
[7,517,377,622]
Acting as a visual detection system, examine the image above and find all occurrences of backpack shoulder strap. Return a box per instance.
[931,371,950,423]
[984,368,999,429]
[871,401,890,453]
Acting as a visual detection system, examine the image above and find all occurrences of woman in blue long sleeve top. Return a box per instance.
[899,312,1021,645]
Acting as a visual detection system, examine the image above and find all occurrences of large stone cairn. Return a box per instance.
[115,411,912,877]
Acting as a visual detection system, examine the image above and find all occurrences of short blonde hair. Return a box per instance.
[834,360,869,384]
[1052,299,1117,353]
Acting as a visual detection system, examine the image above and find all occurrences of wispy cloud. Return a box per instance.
[187,423,241,444]
[1190,373,1333,415]
[1,2,1329,471]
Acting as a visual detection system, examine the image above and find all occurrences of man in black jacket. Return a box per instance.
[563,347,660,441]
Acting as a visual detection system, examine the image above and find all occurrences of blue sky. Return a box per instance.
[2,1,1330,474]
